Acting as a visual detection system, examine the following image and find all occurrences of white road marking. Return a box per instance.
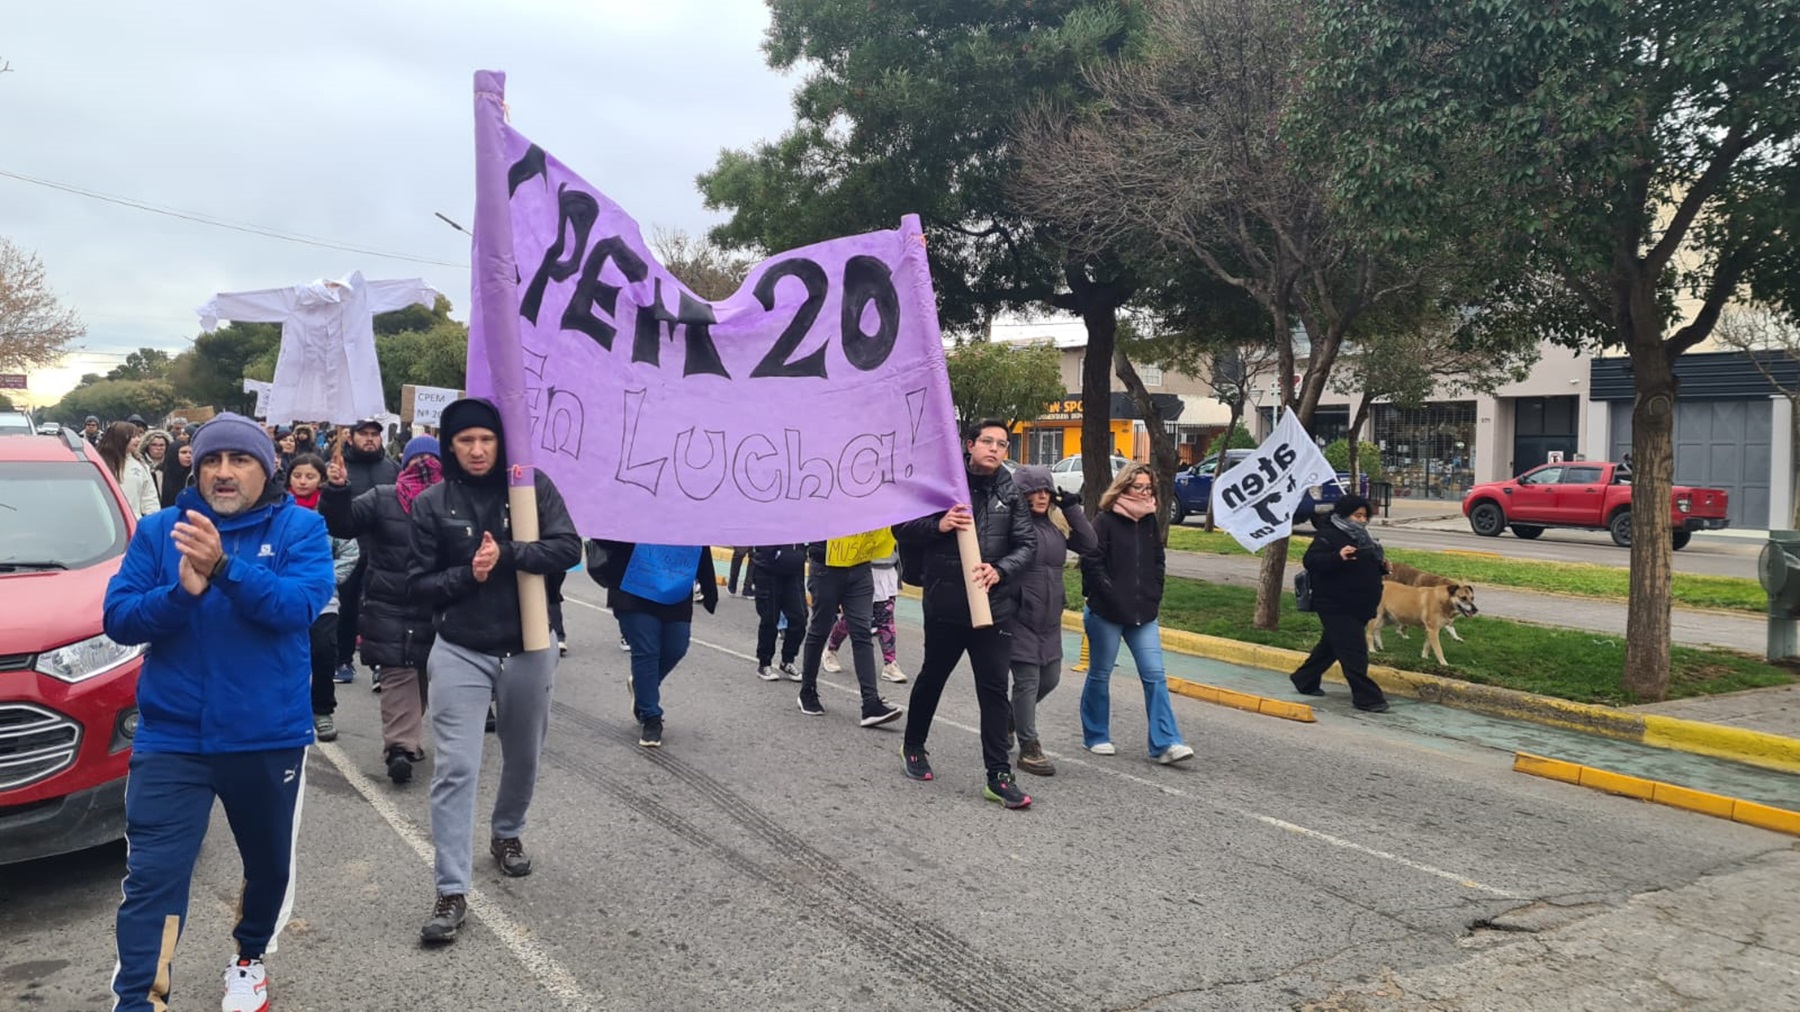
[312,741,604,1010]
[566,594,1521,897]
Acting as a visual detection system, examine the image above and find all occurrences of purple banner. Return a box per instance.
[468,73,969,545]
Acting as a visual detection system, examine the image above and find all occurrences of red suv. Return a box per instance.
[0,430,144,864]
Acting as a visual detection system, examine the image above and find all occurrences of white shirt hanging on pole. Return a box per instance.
[1211,407,1338,552]
[198,272,438,425]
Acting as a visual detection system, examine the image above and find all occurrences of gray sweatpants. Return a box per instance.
[427,638,556,896]
[1010,658,1062,746]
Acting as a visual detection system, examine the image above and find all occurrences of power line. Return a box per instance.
[0,168,470,269]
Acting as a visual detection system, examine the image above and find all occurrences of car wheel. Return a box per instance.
[1608,510,1632,548]
[1510,524,1545,540]
[1672,529,1692,551]
[1468,501,1505,537]
[1170,502,1187,525]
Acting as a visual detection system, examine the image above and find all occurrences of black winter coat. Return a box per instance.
[1082,510,1166,627]
[893,467,1036,627]
[343,443,400,497]
[320,482,436,668]
[1301,520,1386,621]
[407,469,583,656]
[1009,504,1097,664]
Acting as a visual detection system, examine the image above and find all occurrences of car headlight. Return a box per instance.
[38,634,144,684]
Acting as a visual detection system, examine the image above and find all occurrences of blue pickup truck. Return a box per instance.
[1171,449,1353,526]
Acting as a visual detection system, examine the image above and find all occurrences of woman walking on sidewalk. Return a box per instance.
[1290,495,1391,712]
[287,454,361,743]
[1006,466,1096,776]
[1078,464,1195,765]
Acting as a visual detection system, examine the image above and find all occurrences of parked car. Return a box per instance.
[1460,460,1728,549]
[1171,448,1351,526]
[1049,453,1132,495]
[0,411,34,436]
[0,430,144,864]
[35,422,62,436]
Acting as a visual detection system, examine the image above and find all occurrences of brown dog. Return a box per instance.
[1366,581,1479,664]
[1382,562,1469,644]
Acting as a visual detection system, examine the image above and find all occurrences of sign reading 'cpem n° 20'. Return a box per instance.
[1211,407,1336,552]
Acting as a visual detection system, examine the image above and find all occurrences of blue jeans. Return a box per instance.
[1079,610,1185,757]
[617,610,691,723]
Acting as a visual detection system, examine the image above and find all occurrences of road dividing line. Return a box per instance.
[312,741,603,1011]
[565,593,1520,898]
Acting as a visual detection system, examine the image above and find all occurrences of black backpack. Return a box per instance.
[585,539,617,589]
[1293,570,1314,612]
[894,527,927,588]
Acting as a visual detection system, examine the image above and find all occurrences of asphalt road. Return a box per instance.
[5,588,1794,1011]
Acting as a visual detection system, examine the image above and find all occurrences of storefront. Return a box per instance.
[1373,402,1478,501]
[1012,393,1183,466]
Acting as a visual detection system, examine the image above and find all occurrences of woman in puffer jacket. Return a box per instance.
[1004,466,1096,777]
[1077,463,1194,766]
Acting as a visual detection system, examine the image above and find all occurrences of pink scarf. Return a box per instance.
[1112,494,1156,522]
[397,455,444,514]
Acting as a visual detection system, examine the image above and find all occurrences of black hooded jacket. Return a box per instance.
[406,399,583,656]
[892,466,1036,627]
[343,440,399,496]
[321,478,436,669]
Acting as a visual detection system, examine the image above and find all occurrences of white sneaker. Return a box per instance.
[821,651,842,674]
[222,957,268,1012]
[618,636,632,652]
[757,665,781,682]
[880,662,908,683]
[1088,742,1117,756]
[1157,744,1195,765]
[558,639,569,657]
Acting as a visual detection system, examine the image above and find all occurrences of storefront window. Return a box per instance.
[1026,428,1064,466]
[1373,402,1477,500]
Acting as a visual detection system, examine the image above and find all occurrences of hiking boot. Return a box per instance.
[312,714,338,743]
[757,664,781,682]
[385,746,413,785]
[821,651,842,673]
[1017,740,1055,777]
[221,957,268,1012]
[797,694,826,716]
[638,718,663,748]
[780,661,802,681]
[420,893,468,944]
[902,748,933,781]
[859,700,904,728]
[983,771,1032,810]
[490,836,532,877]
[880,662,907,683]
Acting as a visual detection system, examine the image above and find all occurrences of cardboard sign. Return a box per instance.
[402,384,462,426]
[825,528,897,568]
[619,544,703,605]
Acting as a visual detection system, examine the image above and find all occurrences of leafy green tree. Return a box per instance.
[1301,0,1800,699]
[945,339,1066,435]
[698,0,1143,509]
[167,322,280,413]
[105,347,173,382]
[52,379,180,426]
[377,319,468,411]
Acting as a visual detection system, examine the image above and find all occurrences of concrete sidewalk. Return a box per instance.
[1164,549,1769,654]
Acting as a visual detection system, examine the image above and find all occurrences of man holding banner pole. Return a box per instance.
[894,419,1036,809]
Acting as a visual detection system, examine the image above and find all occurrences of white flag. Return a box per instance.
[1212,407,1337,552]
[241,378,274,420]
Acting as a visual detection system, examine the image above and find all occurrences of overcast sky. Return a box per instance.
[0,0,804,403]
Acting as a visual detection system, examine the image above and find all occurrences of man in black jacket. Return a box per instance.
[335,417,401,685]
[407,399,582,944]
[893,419,1037,809]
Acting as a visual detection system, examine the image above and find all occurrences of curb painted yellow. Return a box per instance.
[1512,752,1800,837]
[1165,677,1317,723]
[1639,715,1800,776]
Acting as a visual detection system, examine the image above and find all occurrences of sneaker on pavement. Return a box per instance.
[757,664,781,682]
[312,714,338,743]
[1017,740,1056,777]
[880,662,908,683]
[221,957,268,1012]
[821,651,842,674]
[491,835,533,877]
[370,668,384,693]
[902,748,933,781]
[780,661,802,681]
[638,718,663,748]
[1157,744,1196,765]
[983,771,1032,810]
[797,694,826,716]
[420,893,468,944]
[385,747,413,785]
[558,639,569,657]
[333,664,355,684]
[859,701,904,728]
[1087,742,1116,756]
[618,636,632,652]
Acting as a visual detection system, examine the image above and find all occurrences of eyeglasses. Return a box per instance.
[974,437,1009,449]
[1128,482,1153,492]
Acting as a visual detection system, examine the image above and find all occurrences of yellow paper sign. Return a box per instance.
[825,529,897,568]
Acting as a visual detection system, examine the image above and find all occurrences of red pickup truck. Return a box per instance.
[1461,461,1729,550]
